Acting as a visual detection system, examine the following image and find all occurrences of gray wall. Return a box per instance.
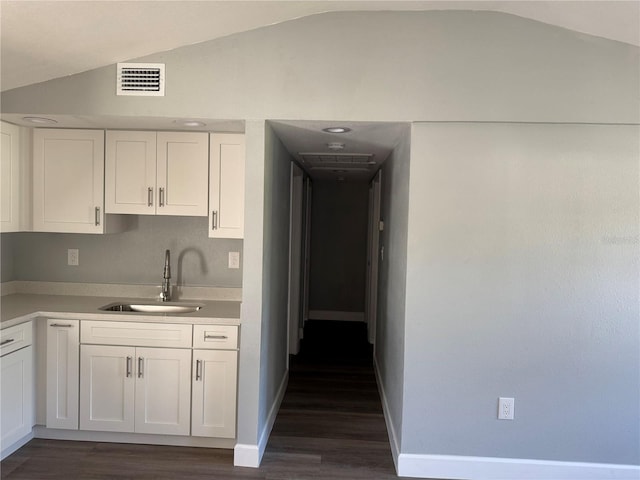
[1,216,242,287]
[1,234,17,282]
[2,11,638,124]
[308,180,369,313]
[405,123,640,464]
[2,9,638,469]
[258,123,292,437]
[375,126,411,454]
[235,120,290,457]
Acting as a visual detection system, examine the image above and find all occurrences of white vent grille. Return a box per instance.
[298,152,376,172]
[117,63,165,96]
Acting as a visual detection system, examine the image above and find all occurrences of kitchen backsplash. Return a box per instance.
[1,216,242,287]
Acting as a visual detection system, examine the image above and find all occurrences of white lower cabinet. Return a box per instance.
[191,349,237,438]
[1,322,34,459]
[80,345,135,432]
[38,318,238,447]
[80,345,191,436]
[134,347,191,435]
[46,319,80,430]
[191,324,238,438]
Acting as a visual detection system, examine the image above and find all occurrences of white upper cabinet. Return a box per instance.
[209,133,245,238]
[106,131,209,216]
[105,131,156,214]
[1,121,21,232]
[33,128,126,234]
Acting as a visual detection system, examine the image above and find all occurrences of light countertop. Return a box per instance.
[1,293,241,329]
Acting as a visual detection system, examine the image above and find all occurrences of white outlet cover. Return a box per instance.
[498,397,515,420]
[67,248,79,266]
[228,251,240,269]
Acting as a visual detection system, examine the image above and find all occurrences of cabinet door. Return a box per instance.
[156,132,208,216]
[191,349,237,438]
[1,346,34,451]
[80,345,135,432]
[209,133,245,239]
[134,347,191,436]
[0,121,20,232]
[46,320,79,430]
[105,131,157,215]
[33,129,105,233]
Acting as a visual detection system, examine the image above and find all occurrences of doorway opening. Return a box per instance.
[270,120,406,361]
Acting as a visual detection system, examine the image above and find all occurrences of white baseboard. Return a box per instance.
[373,357,401,473]
[234,369,289,468]
[0,431,33,460]
[308,310,364,322]
[233,443,261,468]
[397,453,640,480]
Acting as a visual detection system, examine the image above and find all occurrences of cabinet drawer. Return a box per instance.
[193,325,238,350]
[81,321,192,348]
[1,322,33,356]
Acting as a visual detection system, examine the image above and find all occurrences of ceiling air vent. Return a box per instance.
[117,63,165,96]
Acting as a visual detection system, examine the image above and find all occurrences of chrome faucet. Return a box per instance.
[160,249,172,302]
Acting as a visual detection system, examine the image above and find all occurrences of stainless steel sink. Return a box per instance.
[99,302,203,314]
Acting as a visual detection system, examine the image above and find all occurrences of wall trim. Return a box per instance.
[308,310,365,322]
[257,369,289,461]
[234,369,289,468]
[233,444,261,468]
[373,357,401,473]
[397,453,640,480]
[0,431,33,461]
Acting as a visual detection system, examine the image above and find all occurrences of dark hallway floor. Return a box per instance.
[1,320,402,479]
[263,320,399,478]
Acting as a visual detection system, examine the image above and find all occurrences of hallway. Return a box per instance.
[262,319,398,478]
[1,321,400,479]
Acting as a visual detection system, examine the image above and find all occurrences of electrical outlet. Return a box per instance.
[498,397,514,420]
[228,251,240,269]
[67,249,79,266]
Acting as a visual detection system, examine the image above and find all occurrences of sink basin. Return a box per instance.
[99,302,203,314]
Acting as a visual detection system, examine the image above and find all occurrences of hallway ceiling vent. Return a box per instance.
[298,152,376,173]
[117,63,165,96]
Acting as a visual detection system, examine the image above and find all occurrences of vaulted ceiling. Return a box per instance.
[1,0,638,92]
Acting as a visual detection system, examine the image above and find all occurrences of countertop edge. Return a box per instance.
[1,294,241,329]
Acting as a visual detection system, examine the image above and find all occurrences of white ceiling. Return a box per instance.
[1,1,638,92]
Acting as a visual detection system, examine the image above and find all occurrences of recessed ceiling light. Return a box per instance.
[175,120,206,127]
[23,116,57,124]
[322,127,351,134]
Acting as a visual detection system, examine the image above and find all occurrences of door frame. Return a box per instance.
[366,170,382,345]
[287,163,304,357]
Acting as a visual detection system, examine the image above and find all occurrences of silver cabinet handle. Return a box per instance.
[204,334,228,340]
[49,323,73,328]
[137,357,144,378]
[159,187,165,207]
[148,187,153,207]
[212,210,218,230]
[126,356,132,378]
[0,338,15,346]
[195,359,202,381]
[95,206,101,226]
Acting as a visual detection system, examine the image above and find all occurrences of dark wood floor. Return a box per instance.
[1,321,404,479]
